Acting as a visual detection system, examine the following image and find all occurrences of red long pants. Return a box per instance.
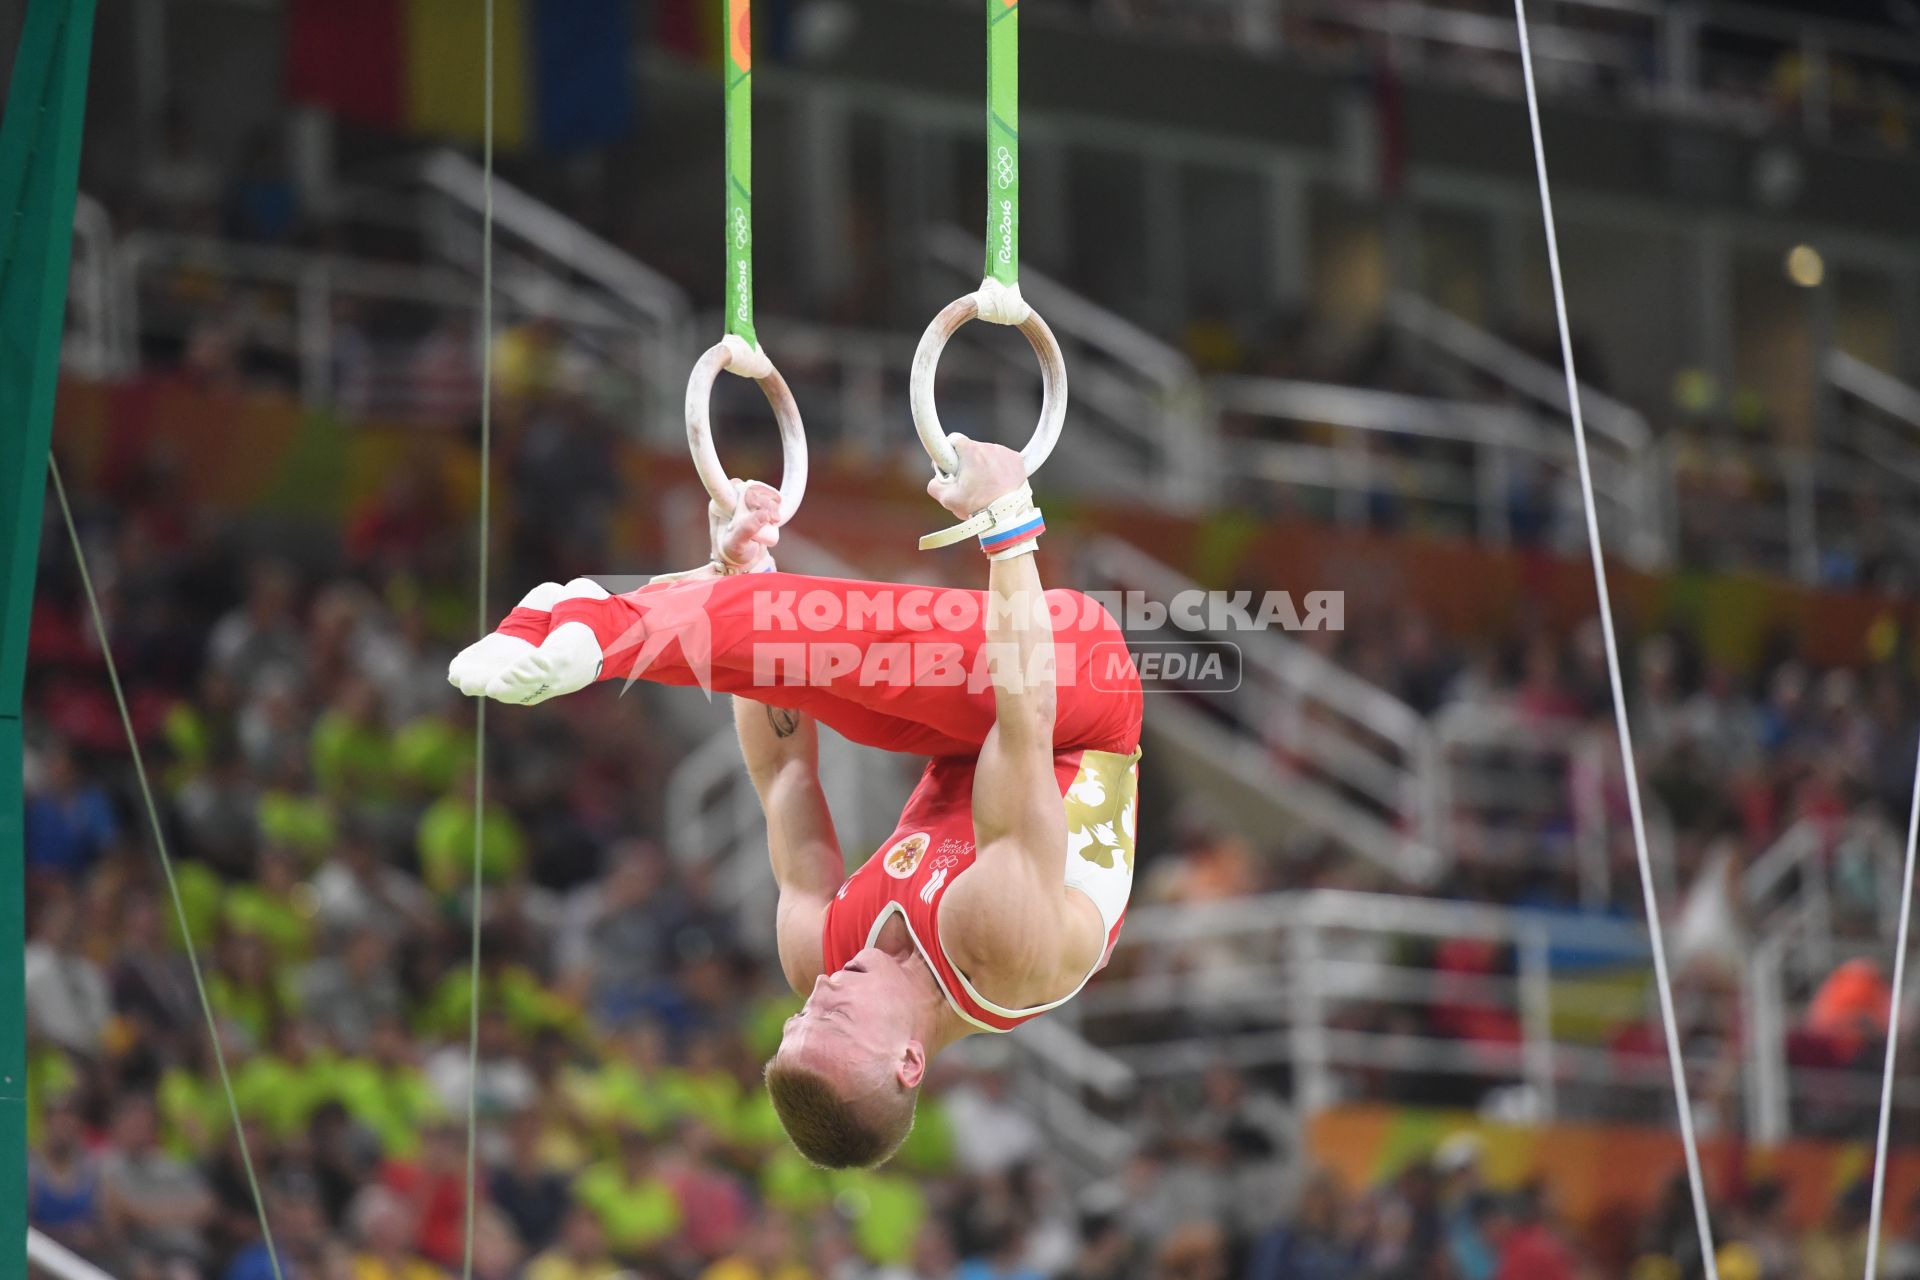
[548,573,1142,759]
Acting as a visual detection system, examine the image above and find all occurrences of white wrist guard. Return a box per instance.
[919,483,1045,559]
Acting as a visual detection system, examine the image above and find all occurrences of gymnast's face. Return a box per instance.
[775,947,927,1092]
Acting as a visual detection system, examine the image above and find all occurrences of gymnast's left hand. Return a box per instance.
[928,435,1027,520]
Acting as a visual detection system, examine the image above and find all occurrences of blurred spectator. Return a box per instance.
[208,562,307,697]
[25,740,120,880]
[349,1184,444,1280]
[1805,957,1892,1067]
[1434,1135,1493,1280]
[297,927,405,1053]
[943,1068,1042,1178]
[225,129,300,244]
[1247,1171,1360,1280]
[1801,1179,1874,1280]
[487,1108,570,1255]
[100,1094,216,1280]
[406,317,482,427]
[527,1205,627,1280]
[1483,1188,1577,1280]
[377,1122,471,1270]
[24,892,112,1056]
[658,1119,753,1260]
[141,106,222,230]
[700,1216,813,1280]
[574,1126,683,1259]
[222,1177,329,1280]
[28,1092,106,1258]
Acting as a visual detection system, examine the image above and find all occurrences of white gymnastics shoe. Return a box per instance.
[447,579,611,697]
[483,621,605,706]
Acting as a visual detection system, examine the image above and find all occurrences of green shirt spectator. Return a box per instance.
[758,1147,831,1217]
[421,965,581,1042]
[166,860,225,953]
[574,1132,683,1256]
[310,680,395,800]
[162,699,212,779]
[729,1086,787,1151]
[222,857,316,965]
[26,1048,78,1150]
[743,992,802,1060]
[232,1050,337,1139]
[832,1169,927,1267]
[392,712,473,794]
[658,1066,739,1137]
[331,1056,442,1158]
[258,789,336,861]
[584,1059,676,1137]
[894,1093,957,1175]
[416,779,525,897]
[158,1067,225,1157]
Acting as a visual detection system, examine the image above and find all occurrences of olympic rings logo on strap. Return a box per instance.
[994,146,1017,190]
[733,207,752,251]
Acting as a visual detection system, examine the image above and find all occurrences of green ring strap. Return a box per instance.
[725,0,757,347]
[985,0,1020,288]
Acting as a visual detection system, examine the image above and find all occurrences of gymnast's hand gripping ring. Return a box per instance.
[909,283,1069,482]
[685,334,809,524]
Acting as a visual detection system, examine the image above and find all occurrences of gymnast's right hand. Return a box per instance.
[447,578,609,705]
[927,434,1028,520]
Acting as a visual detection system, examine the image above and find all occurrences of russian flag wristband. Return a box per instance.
[919,483,1045,559]
[980,506,1044,559]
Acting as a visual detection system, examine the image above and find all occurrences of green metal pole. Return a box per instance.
[0,0,99,1264]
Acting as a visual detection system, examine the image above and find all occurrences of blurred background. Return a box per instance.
[14,0,1920,1277]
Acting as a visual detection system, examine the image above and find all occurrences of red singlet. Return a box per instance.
[821,746,1141,1034]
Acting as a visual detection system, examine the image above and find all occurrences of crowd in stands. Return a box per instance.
[20,361,1920,1277]
[27,11,1920,1273]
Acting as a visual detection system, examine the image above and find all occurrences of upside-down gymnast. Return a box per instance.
[448,437,1142,1169]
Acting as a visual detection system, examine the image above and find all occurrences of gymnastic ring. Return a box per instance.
[910,291,1069,482]
[684,336,808,524]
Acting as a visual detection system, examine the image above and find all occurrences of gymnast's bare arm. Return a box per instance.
[925,440,1091,1000]
[735,696,842,994]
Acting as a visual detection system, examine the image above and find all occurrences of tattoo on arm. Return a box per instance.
[767,706,800,739]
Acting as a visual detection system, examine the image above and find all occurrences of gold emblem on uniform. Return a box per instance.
[883,832,931,879]
[1065,750,1140,872]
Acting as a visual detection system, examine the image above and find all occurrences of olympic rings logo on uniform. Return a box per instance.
[994,146,1017,190]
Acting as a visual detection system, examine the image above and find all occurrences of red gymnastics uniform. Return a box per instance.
[538,573,1145,1032]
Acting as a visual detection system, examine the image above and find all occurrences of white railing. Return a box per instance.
[1437,705,1597,906]
[1744,930,1920,1144]
[115,231,652,421]
[1826,351,1920,487]
[1077,888,1675,1122]
[1387,292,1666,567]
[1208,375,1641,555]
[1038,883,1891,1144]
[66,194,119,379]
[1745,813,1908,967]
[1659,434,1920,585]
[1078,537,1445,883]
[29,1230,118,1280]
[417,149,694,433]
